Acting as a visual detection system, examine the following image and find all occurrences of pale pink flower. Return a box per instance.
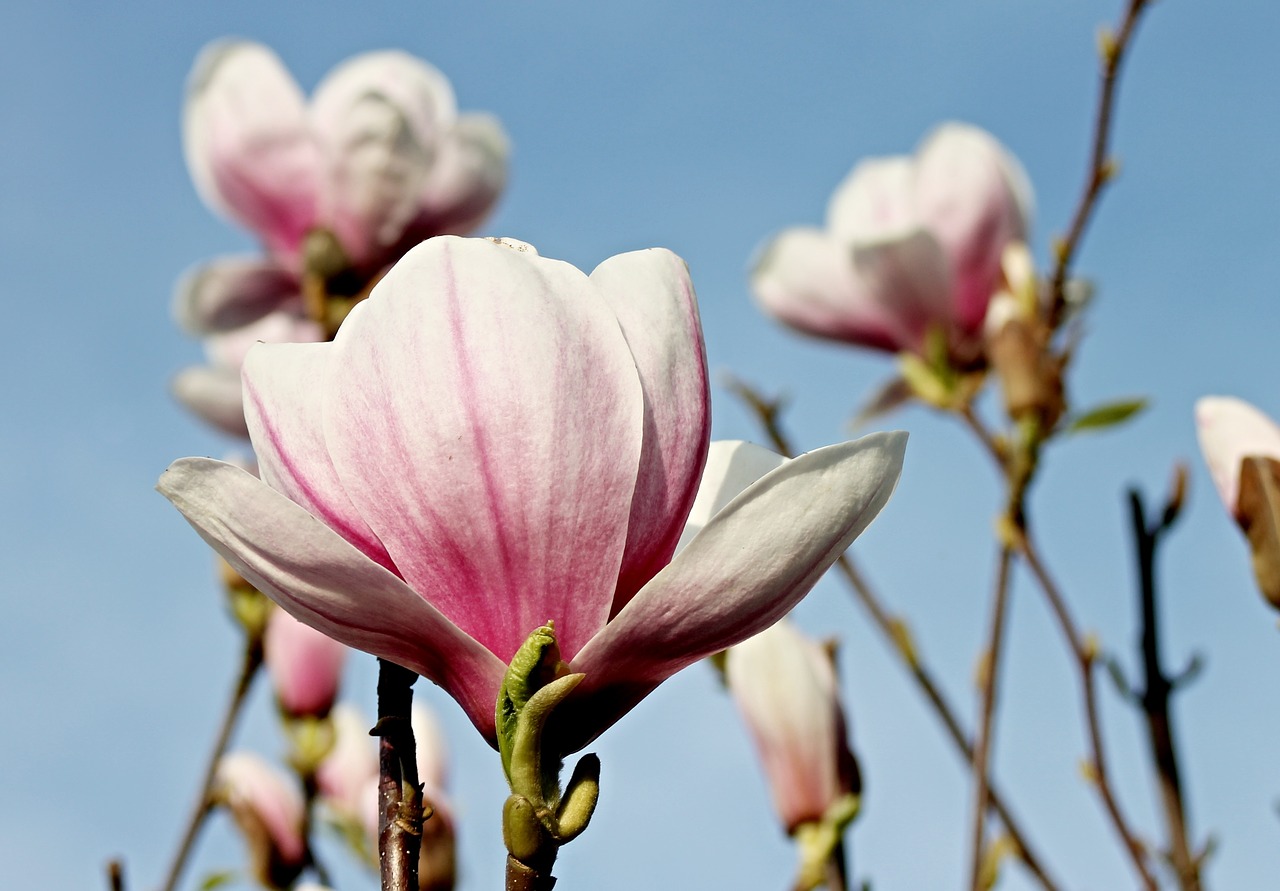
[315,704,378,822]
[264,605,346,717]
[752,122,1032,360]
[726,620,856,832]
[215,752,306,888]
[173,41,507,435]
[160,236,906,752]
[1195,396,1280,517]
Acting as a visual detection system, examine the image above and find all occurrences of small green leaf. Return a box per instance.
[198,870,238,891]
[1067,398,1147,434]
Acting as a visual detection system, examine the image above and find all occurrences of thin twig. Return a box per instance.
[728,377,1063,891]
[158,639,263,891]
[1017,534,1158,891]
[105,859,125,891]
[1127,480,1204,891]
[1049,0,1154,326]
[967,546,1016,891]
[376,659,423,891]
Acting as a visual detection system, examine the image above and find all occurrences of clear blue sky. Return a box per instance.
[2,2,1278,889]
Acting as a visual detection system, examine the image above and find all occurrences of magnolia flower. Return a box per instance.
[160,236,906,752]
[1196,396,1280,516]
[174,41,507,434]
[214,752,306,889]
[265,604,346,718]
[315,704,377,822]
[752,122,1031,361]
[726,620,857,833]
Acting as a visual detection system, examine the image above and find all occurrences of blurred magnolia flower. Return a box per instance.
[160,235,906,753]
[752,122,1031,362]
[265,604,346,718]
[726,620,858,833]
[1196,396,1280,609]
[315,704,377,823]
[214,752,306,889]
[173,40,508,435]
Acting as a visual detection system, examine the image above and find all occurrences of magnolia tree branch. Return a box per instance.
[105,858,125,891]
[1127,479,1206,891]
[158,637,263,891]
[375,660,423,891]
[966,546,1015,891]
[1049,0,1154,326]
[728,377,1062,891]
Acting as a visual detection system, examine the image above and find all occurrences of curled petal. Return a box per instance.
[1196,397,1280,516]
[310,51,458,265]
[321,237,644,663]
[913,123,1032,333]
[751,228,903,351]
[171,365,248,438]
[567,431,907,751]
[590,249,710,613]
[157,458,507,741]
[172,256,296,334]
[183,41,321,261]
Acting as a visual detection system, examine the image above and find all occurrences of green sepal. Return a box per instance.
[509,673,584,806]
[1066,397,1148,434]
[496,623,569,781]
[554,753,601,842]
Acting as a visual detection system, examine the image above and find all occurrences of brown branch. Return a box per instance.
[728,376,1063,891]
[1049,0,1154,327]
[1127,478,1205,891]
[105,859,125,891]
[158,638,263,891]
[1017,534,1157,891]
[375,659,423,891]
[967,546,1016,891]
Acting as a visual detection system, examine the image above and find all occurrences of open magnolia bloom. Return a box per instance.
[174,41,507,434]
[160,236,906,753]
[751,122,1031,362]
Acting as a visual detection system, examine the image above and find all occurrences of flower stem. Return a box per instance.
[158,638,263,891]
[375,659,423,891]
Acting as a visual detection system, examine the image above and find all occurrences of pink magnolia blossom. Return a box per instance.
[264,605,346,717]
[726,620,856,832]
[160,236,906,752]
[751,123,1032,360]
[215,752,306,888]
[1195,396,1280,517]
[173,41,507,435]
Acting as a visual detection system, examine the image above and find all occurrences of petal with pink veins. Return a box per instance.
[321,237,644,663]
[590,248,710,613]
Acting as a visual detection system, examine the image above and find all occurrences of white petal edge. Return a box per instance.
[1196,396,1280,515]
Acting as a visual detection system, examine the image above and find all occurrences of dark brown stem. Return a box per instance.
[159,639,263,891]
[1127,484,1204,891]
[1048,0,1153,327]
[826,838,849,891]
[967,546,1015,891]
[1017,534,1158,891]
[376,659,423,891]
[300,771,333,888]
[106,859,125,891]
[506,854,557,891]
[728,377,1062,891]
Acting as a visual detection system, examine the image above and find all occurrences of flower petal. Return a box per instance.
[589,249,710,613]
[826,156,917,245]
[1196,397,1280,516]
[913,123,1032,334]
[243,341,396,572]
[849,229,952,351]
[675,440,786,552]
[157,457,507,741]
[173,256,297,335]
[750,228,903,351]
[565,431,907,751]
[264,606,346,718]
[322,237,644,663]
[310,51,457,266]
[183,41,321,261]
[171,365,249,438]
[401,113,510,240]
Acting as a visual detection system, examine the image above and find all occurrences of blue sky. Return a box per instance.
[2,2,1279,889]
